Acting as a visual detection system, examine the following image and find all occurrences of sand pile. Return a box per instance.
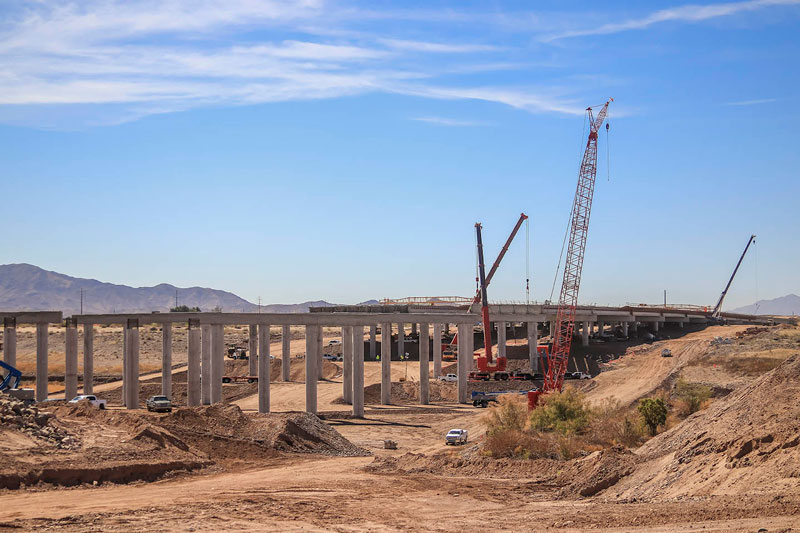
[366,450,560,481]
[606,353,800,500]
[359,381,457,404]
[157,403,369,457]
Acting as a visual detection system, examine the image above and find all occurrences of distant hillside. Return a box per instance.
[730,294,800,316]
[0,264,338,315]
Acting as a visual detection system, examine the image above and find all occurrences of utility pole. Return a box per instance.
[175,289,178,309]
[664,290,667,307]
[258,296,261,314]
[80,288,84,314]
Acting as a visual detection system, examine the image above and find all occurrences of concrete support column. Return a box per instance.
[249,325,258,377]
[342,326,354,404]
[497,322,507,361]
[432,323,442,379]
[419,322,430,405]
[125,319,140,409]
[398,324,405,360]
[653,321,660,333]
[549,321,555,338]
[457,324,470,404]
[305,326,318,414]
[369,325,377,360]
[598,322,605,335]
[211,324,224,404]
[162,323,172,399]
[317,326,324,381]
[380,322,391,405]
[622,322,629,337]
[187,319,201,406]
[281,325,291,382]
[581,321,590,347]
[678,321,685,329]
[82,323,93,394]
[64,319,78,401]
[3,317,16,367]
[528,321,539,373]
[35,323,48,402]
[258,324,270,413]
[352,325,365,418]
[632,322,639,334]
[411,322,417,336]
[122,326,128,406]
[201,325,212,405]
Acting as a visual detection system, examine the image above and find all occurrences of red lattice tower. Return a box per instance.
[544,98,612,392]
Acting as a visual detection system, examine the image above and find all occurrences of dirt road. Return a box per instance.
[585,325,750,406]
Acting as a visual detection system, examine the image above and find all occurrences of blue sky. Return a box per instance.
[1,0,798,310]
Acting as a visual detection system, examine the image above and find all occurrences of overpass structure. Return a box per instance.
[0,306,781,418]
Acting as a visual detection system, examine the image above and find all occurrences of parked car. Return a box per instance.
[573,372,592,380]
[445,428,468,445]
[146,395,172,412]
[68,394,107,409]
[661,348,673,357]
[328,339,341,346]
[323,354,343,361]
[437,373,458,382]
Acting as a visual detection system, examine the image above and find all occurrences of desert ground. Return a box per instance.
[2,322,800,531]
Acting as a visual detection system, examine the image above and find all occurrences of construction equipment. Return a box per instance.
[711,234,756,319]
[449,213,529,354]
[543,98,612,394]
[473,222,506,375]
[0,360,22,392]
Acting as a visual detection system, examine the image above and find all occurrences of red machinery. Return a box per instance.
[543,98,612,393]
[473,222,504,374]
[448,213,529,356]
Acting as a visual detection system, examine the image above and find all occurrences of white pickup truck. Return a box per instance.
[437,373,458,382]
[445,428,468,445]
[69,394,107,409]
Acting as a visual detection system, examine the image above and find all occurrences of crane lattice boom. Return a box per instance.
[544,98,612,392]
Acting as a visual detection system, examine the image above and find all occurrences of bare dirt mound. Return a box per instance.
[608,353,800,500]
[1,399,207,490]
[555,446,638,498]
[366,449,561,481]
[356,381,457,404]
[156,403,369,458]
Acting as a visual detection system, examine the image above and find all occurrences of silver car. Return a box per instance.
[445,429,468,445]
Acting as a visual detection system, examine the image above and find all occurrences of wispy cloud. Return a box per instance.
[411,116,488,127]
[379,38,502,53]
[543,0,800,41]
[724,97,778,106]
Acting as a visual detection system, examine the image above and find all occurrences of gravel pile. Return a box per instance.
[0,396,77,448]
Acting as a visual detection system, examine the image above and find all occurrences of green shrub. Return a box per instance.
[638,397,667,436]
[673,379,712,417]
[481,394,528,436]
[588,398,648,447]
[529,388,592,435]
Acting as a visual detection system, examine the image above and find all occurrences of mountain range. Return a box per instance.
[0,264,376,315]
[730,294,800,316]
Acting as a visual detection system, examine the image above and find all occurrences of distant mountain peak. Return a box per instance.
[730,294,800,316]
[0,264,345,315]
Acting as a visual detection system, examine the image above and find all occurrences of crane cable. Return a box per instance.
[551,111,591,303]
[525,216,530,304]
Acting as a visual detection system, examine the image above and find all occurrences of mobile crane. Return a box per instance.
[446,213,528,360]
[541,98,613,397]
[711,234,756,319]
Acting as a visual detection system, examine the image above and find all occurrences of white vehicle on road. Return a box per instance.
[437,373,458,382]
[68,394,107,409]
[574,372,592,380]
[445,429,468,445]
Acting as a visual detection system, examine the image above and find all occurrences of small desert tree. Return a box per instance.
[638,397,667,436]
[529,388,592,435]
[482,394,528,436]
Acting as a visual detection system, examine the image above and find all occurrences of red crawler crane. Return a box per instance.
[543,98,612,393]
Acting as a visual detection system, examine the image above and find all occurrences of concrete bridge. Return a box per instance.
[0,306,778,418]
